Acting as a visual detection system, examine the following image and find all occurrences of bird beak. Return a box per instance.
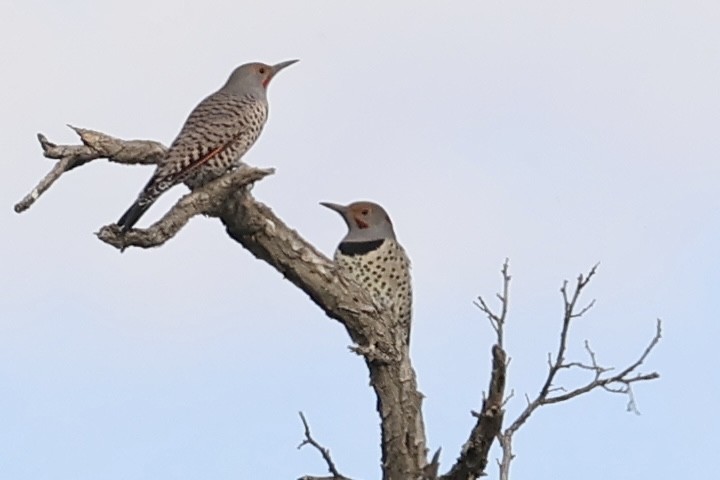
[320,202,347,215]
[271,59,299,76]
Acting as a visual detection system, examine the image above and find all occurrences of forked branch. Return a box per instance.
[297,412,352,480]
[96,166,274,250]
[17,129,661,480]
[17,127,430,480]
[474,259,511,349]
[439,262,512,479]
[14,126,165,213]
[440,345,507,480]
[495,265,661,480]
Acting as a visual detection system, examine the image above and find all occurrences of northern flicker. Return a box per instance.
[321,201,413,345]
[116,59,298,231]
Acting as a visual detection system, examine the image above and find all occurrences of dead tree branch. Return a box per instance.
[297,412,352,480]
[496,266,661,480]
[17,129,661,480]
[474,259,511,349]
[439,261,512,480]
[541,322,661,408]
[17,128,429,480]
[14,126,165,213]
[440,345,506,480]
[96,166,275,250]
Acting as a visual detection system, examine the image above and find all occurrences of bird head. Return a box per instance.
[224,59,299,94]
[321,201,397,243]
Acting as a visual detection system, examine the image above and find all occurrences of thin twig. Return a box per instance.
[543,320,662,409]
[496,432,514,480]
[474,259,511,348]
[297,412,351,480]
[505,265,600,436]
[496,265,661,479]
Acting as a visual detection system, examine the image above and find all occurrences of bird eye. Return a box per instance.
[259,67,266,74]
[361,209,370,215]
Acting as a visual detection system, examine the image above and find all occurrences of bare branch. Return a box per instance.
[297,412,352,480]
[438,262,514,479]
[501,389,515,407]
[496,432,514,480]
[474,259,511,348]
[19,128,664,480]
[543,320,662,408]
[441,344,506,480]
[19,128,430,480]
[496,266,661,479]
[95,166,274,250]
[15,127,166,213]
[608,319,663,381]
[572,299,597,318]
[297,477,348,480]
[505,265,600,436]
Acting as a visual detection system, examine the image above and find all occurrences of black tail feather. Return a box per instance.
[117,199,153,232]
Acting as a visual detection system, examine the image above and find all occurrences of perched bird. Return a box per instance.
[117,59,298,231]
[321,201,413,344]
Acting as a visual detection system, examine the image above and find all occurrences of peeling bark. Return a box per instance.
[17,127,661,480]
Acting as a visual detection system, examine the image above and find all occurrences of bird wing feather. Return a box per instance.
[143,92,261,198]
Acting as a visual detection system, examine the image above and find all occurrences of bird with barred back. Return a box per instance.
[117,59,298,231]
[321,201,413,345]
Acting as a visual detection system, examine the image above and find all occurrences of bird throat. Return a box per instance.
[338,239,385,256]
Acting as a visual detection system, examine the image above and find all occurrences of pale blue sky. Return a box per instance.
[1,1,716,478]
